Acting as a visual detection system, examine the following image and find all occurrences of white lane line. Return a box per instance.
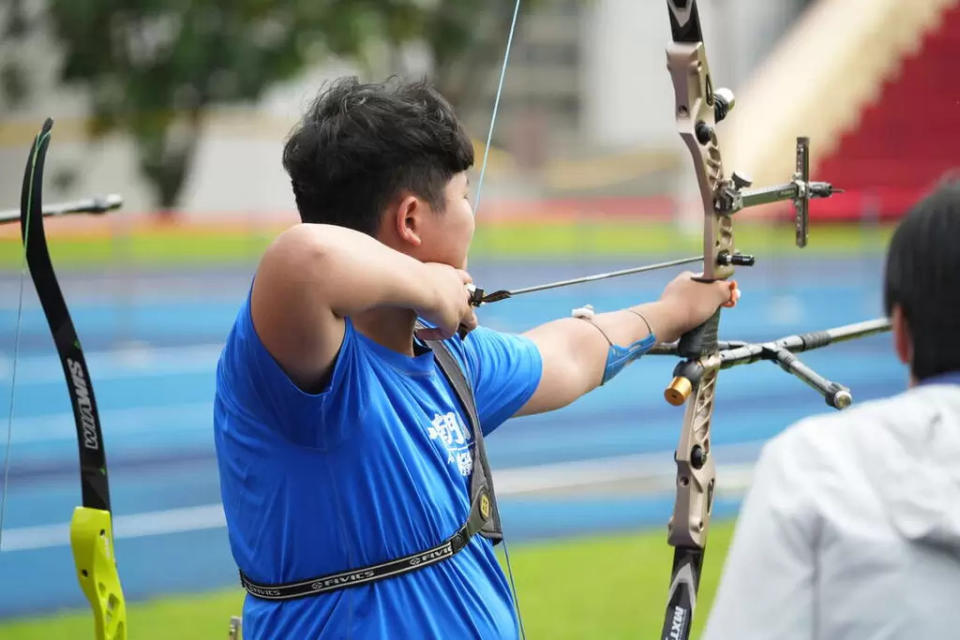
[5,402,213,444]
[0,447,760,553]
[494,448,758,496]
[0,343,224,385]
[1,504,226,552]
[494,456,753,497]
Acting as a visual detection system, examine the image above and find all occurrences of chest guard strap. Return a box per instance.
[240,329,501,601]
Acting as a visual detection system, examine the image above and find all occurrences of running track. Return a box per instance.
[0,254,902,616]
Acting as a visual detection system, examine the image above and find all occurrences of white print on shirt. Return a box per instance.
[428,411,473,476]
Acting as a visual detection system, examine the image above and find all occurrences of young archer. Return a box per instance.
[214,77,737,639]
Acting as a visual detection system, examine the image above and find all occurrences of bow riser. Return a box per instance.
[661,3,846,637]
[661,2,729,638]
[667,365,717,550]
[666,39,732,282]
[71,507,126,640]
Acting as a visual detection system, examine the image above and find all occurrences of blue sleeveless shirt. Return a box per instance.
[214,292,541,639]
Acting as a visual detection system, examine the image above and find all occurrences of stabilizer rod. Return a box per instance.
[0,194,122,224]
[653,318,891,409]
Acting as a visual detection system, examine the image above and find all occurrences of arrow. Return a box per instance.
[467,255,706,305]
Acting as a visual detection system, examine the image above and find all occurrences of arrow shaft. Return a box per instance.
[486,255,703,301]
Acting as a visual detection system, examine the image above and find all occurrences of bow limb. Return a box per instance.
[10,119,127,639]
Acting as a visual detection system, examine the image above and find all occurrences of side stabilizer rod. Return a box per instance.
[652,317,891,409]
[0,194,122,224]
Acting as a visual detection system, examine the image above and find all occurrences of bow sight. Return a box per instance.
[689,85,840,249]
[713,136,841,248]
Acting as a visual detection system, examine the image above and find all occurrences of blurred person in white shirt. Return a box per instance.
[703,180,960,640]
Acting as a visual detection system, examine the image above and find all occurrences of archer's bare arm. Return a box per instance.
[516,272,735,416]
[251,224,473,391]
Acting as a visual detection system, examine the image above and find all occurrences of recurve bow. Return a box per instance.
[12,118,127,639]
[471,4,840,638]
[660,2,837,637]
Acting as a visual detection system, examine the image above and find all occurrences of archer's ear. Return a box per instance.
[891,305,912,367]
[391,193,423,249]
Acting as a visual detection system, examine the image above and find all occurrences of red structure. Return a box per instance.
[815,2,960,221]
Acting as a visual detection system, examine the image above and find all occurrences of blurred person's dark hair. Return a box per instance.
[884,179,960,380]
[282,76,474,235]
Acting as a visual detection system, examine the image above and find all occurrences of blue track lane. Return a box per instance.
[0,255,903,616]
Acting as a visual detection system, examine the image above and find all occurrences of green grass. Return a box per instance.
[0,521,735,639]
[471,220,892,259]
[0,227,277,269]
[511,521,734,640]
[0,221,892,269]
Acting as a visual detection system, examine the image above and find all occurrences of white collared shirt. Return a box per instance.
[703,379,960,639]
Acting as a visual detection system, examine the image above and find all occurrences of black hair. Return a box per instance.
[281,77,474,234]
[883,179,960,380]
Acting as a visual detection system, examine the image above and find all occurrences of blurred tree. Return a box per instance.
[0,0,528,212]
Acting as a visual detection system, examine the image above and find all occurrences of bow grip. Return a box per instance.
[678,307,720,358]
[665,308,720,405]
[71,506,127,639]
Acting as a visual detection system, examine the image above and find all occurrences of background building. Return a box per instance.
[0,0,814,222]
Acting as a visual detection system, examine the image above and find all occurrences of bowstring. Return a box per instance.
[0,130,46,551]
[472,0,522,218]
[471,2,527,638]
